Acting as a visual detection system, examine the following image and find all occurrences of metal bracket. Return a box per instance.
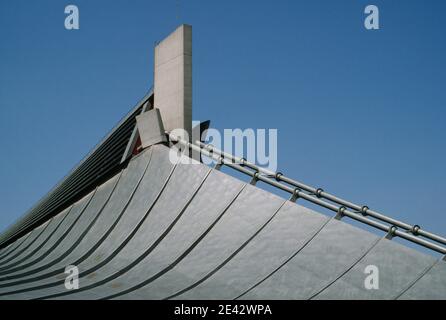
[214,156,224,170]
[289,188,300,203]
[386,226,398,240]
[191,120,211,163]
[250,172,260,186]
[360,206,369,216]
[335,206,346,220]
[120,100,152,164]
[411,225,421,236]
[315,188,324,198]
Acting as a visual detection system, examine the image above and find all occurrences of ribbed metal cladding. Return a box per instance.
[0,93,153,249]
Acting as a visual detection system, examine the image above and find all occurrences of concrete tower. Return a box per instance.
[154,24,192,141]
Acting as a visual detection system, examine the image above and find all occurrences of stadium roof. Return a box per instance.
[0,25,445,300]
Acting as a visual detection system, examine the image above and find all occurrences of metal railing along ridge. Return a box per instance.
[167,132,446,256]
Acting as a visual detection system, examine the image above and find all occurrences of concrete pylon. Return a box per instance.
[154,24,192,141]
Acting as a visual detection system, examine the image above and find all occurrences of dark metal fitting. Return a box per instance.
[316,188,324,198]
[412,225,421,235]
[389,226,398,236]
[293,188,300,197]
[275,172,283,181]
[361,206,369,215]
[249,171,260,186]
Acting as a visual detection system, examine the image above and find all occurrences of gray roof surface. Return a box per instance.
[0,144,445,299]
[0,93,152,249]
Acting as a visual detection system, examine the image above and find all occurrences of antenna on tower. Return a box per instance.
[176,0,180,21]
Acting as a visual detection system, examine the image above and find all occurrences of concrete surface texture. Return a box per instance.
[136,108,167,149]
[0,144,445,300]
[154,24,192,140]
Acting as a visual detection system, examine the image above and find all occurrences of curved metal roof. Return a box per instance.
[0,93,152,249]
[0,143,445,299]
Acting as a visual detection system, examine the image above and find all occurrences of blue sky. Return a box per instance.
[0,0,445,247]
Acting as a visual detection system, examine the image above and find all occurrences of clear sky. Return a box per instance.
[1,0,445,247]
